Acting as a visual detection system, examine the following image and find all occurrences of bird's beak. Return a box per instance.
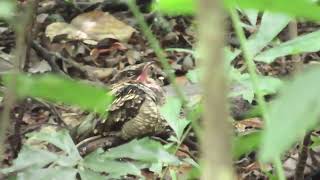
[136,62,154,83]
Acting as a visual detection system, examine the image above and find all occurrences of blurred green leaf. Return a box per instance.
[3,73,113,114]
[260,67,320,162]
[224,47,241,64]
[83,150,141,178]
[310,135,320,150]
[233,132,262,159]
[148,162,163,174]
[229,69,283,102]
[185,47,240,83]
[27,129,81,166]
[156,0,320,22]
[103,138,180,165]
[1,146,59,174]
[186,68,200,83]
[242,9,259,26]
[17,167,77,180]
[0,1,16,20]
[225,0,320,21]
[183,157,200,169]
[169,169,178,180]
[255,30,320,63]
[247,12,291,57]
[79,168,106,180]
[160,98,190,141]
[152,0,195,15]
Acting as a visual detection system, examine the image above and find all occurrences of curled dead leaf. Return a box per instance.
[45,11,136,43]
[45,22,88,41]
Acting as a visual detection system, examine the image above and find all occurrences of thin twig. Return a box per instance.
[127,0,187,103]
[31,41,65,74]
[0,1,36,160]
[24,0,39,71]
[294,132,312,180]
[288,20,300,62]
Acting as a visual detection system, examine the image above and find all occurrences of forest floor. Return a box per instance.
[1,1,320,179]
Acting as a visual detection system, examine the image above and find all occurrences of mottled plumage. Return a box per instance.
[95,62,166,140]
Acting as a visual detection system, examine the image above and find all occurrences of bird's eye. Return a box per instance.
[126,71,135,77]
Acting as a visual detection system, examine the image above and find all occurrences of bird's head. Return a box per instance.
[109,61,166,85]
[135,62,165,102]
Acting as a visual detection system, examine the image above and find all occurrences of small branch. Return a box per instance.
[76,135,124,156]
[24,0,39,71]
[31,40,99,79]
[198,0,234,179]
[288,20,303,73]
[294,132,312,180]
[10,100,26,158]
[0,1,36,159]
[288,21,300,62]
[31,41,73,74]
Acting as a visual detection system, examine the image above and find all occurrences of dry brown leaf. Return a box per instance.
[71,11,136,41]
[45,11,136,43]
[45,22,88,41]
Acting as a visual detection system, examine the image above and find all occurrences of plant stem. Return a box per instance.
[228,8,285,180]
[127,0,187,103]
[198,0,234,179]
[0,1,36,159]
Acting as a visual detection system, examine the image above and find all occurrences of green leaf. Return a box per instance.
[79,168,106,180]
[183,158,200,169]
[17,167,77,180]
[310,135,320,150]
[103,138,180,165]
[186,68,200,83]
[247,12,291,57]
[242,9,259,26]
[152,0,195,15]
[260,67,320,162]
[3,73,113,114]
[27,129,81,166]
[233,132,262,159]
[225,0,320,22]
[255,30,320,63]
[181,47,240,83]
[165,47,240,64]
[224,47,241,64]
[169,169,178,180]
[0,1,16,20]
[156,0,320,22]
[1,146,59,174]
[160,98,190,141]
[229,70,283,103]
[83,150,141,178]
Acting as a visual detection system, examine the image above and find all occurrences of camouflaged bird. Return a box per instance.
[94,62,166,140]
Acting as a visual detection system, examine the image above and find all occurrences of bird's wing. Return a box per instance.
[95,83,147,134]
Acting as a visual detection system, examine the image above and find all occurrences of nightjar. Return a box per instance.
[94,62,166,140]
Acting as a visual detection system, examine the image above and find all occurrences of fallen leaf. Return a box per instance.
[45,11,136,43]
[45,22,88,41]
[28,60,52,73]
